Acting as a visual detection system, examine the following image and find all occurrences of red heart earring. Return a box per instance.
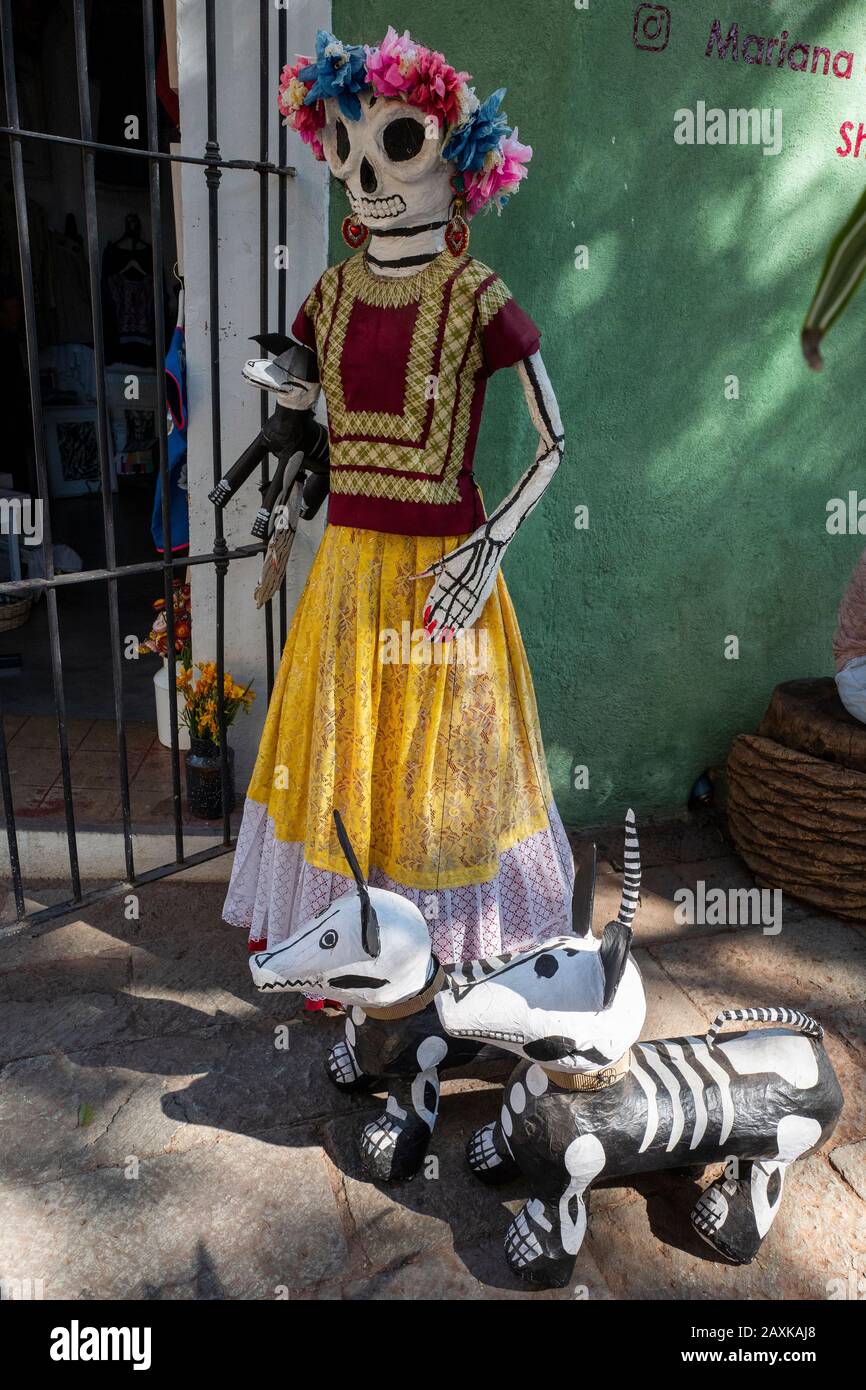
[342,216,369,249]
[445,195,469,257]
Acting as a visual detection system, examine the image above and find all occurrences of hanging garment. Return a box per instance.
[151,310,188,552]
[223,252,573,964]
[101,240,156,366]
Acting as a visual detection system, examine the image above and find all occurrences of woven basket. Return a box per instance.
[727,733,866,921]
[0,594,33,632]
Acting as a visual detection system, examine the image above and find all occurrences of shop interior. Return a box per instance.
[0,0,189,827]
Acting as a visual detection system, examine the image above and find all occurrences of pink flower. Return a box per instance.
[413,46,471,130]
[278,58,326,160]
[465,129,532,216]
[365,27,416,99]
[366,26,471,134]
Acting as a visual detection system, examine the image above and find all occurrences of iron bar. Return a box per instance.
[259,0,275,700]
[72,0,136,882]
[205,0,231,847]
[0,544,265,597]
[143,0,184,862]
[0,124,294,176]
[1,0,81,907]
[277,0,289,652]
[0,713,25,919]
[0,841,237,935]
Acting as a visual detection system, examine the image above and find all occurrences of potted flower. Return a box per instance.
[139,581,192,750]
[176,661,254,819]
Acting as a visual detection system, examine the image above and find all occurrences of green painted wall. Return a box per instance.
[330,0,866,825]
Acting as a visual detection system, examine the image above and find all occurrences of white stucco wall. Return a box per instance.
[176,0,330,780]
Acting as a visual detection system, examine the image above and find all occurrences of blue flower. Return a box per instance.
[298,30,369,122]
[442,88,511,173]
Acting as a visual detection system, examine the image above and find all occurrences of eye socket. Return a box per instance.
[335,118,350,164]
[319,928,338,950]
[382,116,426,163]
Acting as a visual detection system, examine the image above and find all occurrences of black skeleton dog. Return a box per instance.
[249,811,842,1287]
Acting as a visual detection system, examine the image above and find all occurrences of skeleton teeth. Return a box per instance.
[351,193,407,220]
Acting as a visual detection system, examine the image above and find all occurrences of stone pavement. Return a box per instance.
[0,819,864,1301]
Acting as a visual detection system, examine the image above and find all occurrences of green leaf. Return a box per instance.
[804,186,866,345]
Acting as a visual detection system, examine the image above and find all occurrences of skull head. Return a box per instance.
[320,92,455,232]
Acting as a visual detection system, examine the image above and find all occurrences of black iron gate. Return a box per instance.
[0,0,296,929]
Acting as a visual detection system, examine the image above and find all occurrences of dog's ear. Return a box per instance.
[599,921,633,1008]
[571,840,598,938]
[333,809,380,959]
[361,900,381,961]
[595,809,640,1005]
[250,332,295,356]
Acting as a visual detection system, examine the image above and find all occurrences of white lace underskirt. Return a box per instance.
[222,797,574,965]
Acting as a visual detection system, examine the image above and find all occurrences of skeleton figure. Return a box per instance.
[482,1008,841,1287]
[307,81,563,634]
[222,28,576,973]
[250,810,645,1182]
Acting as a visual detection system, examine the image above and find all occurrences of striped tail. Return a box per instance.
[616,809,641,928]
[706,1006,824,1048]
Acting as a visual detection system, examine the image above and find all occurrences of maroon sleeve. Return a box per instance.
[481,295,541,374]
[290,277,323,353]
[291,300,317,352]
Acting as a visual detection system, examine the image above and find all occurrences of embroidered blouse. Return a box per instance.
[291,251,540,536]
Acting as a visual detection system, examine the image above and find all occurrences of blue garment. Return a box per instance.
[836,655,866,725]
[151,322,189,552]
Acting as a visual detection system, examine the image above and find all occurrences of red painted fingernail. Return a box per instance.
[423,605,431,624]
[426,620,437,634]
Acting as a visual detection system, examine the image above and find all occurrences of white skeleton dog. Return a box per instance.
[249,811,842,1287]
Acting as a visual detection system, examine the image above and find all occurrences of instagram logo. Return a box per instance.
[633,3,671,52]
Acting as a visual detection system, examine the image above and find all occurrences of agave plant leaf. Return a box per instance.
[802,186,866,370]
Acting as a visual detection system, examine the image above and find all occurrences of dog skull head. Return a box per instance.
[249,812,435,1008]
[320,91,454,231]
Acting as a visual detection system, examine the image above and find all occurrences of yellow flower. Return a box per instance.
[286,76,306,111]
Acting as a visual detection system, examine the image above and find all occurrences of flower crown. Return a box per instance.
[278,27,531,217]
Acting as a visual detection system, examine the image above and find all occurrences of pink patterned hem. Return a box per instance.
[222,798,574,965]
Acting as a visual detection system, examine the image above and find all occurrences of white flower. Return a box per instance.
[458,83,480,119]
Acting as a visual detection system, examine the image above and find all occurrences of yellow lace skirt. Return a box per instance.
[225,524,573,960]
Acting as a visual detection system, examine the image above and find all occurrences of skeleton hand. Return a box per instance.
[418,528,507,640]
[417,352,564,641]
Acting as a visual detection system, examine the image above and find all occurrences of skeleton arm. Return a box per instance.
[420,351,564,638]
